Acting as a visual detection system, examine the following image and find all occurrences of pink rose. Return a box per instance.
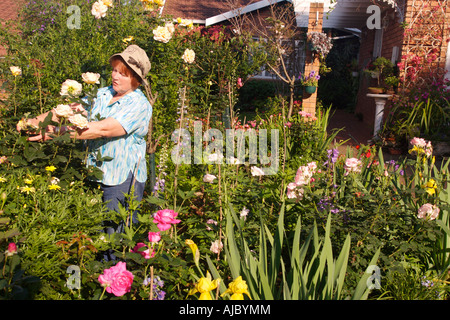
[5,242,17,256]
[98,261,134,297]
[153,209,181,231]
[148,231,161,244]
[417,203,440,220]
[132,242,155,259]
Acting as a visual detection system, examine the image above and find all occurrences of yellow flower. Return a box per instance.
[20,186,35,194]
[222,276,251,300]
[424,178,437,196]
[0,177,6,183]
[23,178,33,185]
[48,184,61,191]
[185,239,200,265]
[122,36,135,44]
[188,272,220,300]
[45,165,57,172]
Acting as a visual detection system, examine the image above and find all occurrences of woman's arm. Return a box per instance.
[70,118,126,140]
[27,117,126,142]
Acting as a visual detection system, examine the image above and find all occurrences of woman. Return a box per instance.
[18,45,152,237]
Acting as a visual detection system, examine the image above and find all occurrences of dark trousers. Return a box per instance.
[100,172,145,261]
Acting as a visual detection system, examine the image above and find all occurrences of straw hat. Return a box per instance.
[109,45,151,86]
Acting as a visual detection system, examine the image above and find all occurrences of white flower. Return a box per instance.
[153,26,172,43]
[240,207,249,220]
[10,66,22,76]
[60,79,83,97]
[91,1,108,19]
[68,114,89,129]
[251,166,265,176]
[165,21,175,34]
[203,173,216,183]
[81,72,101,85]
[210,240,223,254]
[181,49,195,64]
[54,104,74,118]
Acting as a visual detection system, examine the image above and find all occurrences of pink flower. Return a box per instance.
[5,242,17,256]
[148,231,161,244]
[410,137,427,148]
[344,158,362,175]
[153,209,181,231]
[98,261,134,297]
[132,243,155,259]
[417,203,440,220]
[237,78,243,88]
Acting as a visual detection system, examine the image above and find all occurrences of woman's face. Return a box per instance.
[111,66,134,95]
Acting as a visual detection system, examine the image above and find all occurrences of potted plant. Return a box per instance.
[384,75,399,94]
[299,70,320,94]
[363,57,394,93]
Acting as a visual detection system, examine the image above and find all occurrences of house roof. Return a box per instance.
[161,0,256,23]
[163,0,404,30]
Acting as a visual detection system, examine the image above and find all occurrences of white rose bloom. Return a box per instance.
[181,49,195,64]
[68,114,89,129]
[165,21,175,34]
[82,72,101,85]
[60,79,83,97]
[203,173,217,183]
[54,104,74,118]
[153,26,172,43]
[10,66,22,76]
[251,166,265,176]
[91,1,108,19]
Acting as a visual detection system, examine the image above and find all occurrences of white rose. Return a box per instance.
[181,49,195,64]
[81,72,101,85]
[165,21,175,34]
[251,166,265,176]
[203,174,216,183]
[54,104,74,118]
[10,66,22,76]
[153,26,172,43]
[91,1,108,19]
[60,79,83,97]
[68,114,89,129]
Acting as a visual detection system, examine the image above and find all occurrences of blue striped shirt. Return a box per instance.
[84,86,152,186]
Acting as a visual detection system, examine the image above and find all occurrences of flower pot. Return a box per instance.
[304,86,316,94]
[368,87,385,94]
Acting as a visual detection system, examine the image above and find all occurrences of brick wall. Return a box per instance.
[0,0,25,56]
[302,2,324,116]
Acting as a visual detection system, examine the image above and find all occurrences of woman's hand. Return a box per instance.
[27,125,57,142]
